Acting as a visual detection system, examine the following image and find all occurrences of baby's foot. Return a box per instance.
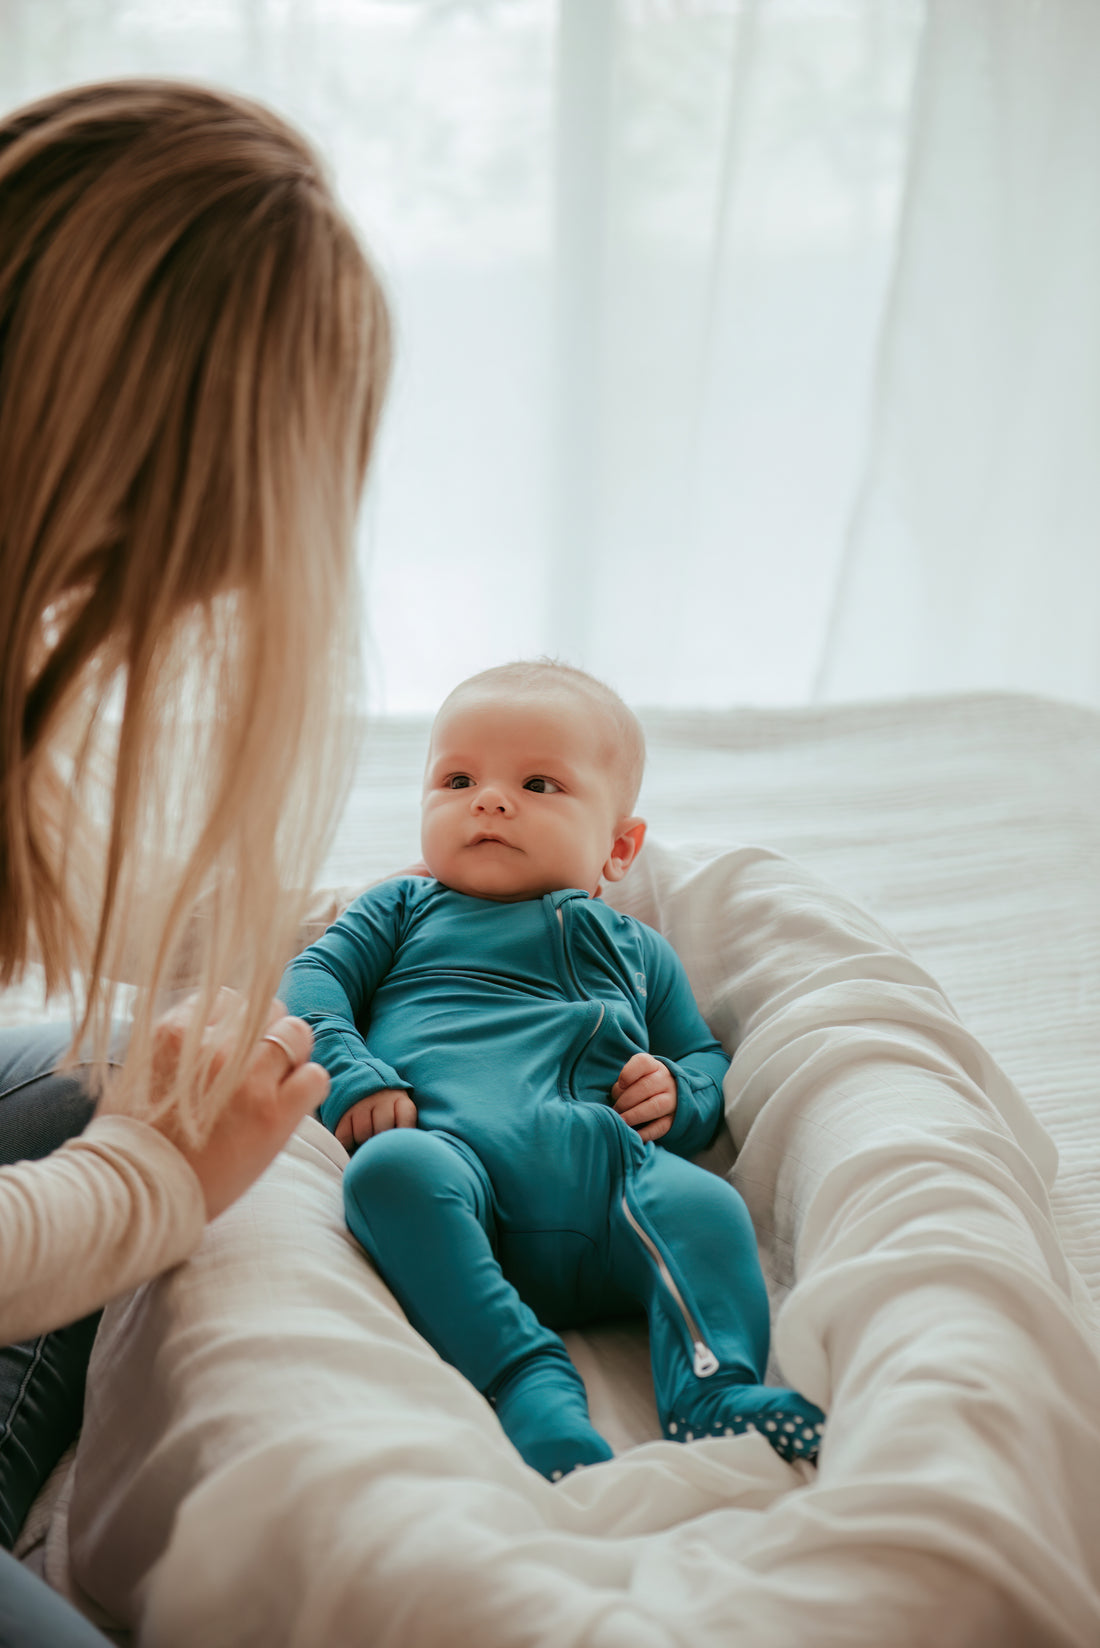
[492,1358,614,1482]
[665,1384,825,1465]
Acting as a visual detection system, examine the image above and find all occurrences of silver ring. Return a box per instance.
[261,1031,299,1070]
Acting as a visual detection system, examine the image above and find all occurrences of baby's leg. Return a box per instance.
[614,1149,824,1464]
[343,1128,611,1480]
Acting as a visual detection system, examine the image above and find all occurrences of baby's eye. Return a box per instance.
[446,775,473,790]
[523,776,561,794]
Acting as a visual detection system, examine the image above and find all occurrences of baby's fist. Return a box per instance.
[611,1053,677,1143]
[334,1088,417,1154]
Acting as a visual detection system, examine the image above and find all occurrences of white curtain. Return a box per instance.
[4,2,1096,714]
[817,0,1100,707]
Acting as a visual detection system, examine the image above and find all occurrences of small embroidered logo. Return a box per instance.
[634,971,647,996]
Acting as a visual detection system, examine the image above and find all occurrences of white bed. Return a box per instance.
[15,690,1100,1645]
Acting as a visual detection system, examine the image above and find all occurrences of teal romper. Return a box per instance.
[281,878,823,1477]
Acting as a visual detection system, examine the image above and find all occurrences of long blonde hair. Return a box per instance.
[0,80,390,1142]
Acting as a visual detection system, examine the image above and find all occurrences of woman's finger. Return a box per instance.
[281,1059,329,1117]
[255,1015,314,1078]
[206,986,246,1025]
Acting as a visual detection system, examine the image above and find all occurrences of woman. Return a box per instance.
[0,79,390,1641]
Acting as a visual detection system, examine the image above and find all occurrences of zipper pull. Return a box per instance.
[693,1341,719,1378]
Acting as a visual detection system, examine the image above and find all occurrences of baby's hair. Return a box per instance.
[444,659,645,813]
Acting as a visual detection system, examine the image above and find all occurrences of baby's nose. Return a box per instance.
[474,785,510,813]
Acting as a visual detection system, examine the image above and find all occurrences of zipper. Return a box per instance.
[555,904,584,996]
[621,1194,718,1378]
[554,903,606,1094]
[556,904,605,1097]
[570,1001,604,1088]
[556,898,714,1375]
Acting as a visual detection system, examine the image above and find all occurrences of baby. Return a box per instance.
[281,661,824,1480]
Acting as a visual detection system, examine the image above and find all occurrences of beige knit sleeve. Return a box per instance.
[0,1115,206,1344]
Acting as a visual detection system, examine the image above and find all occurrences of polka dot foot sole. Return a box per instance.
[666,1411,824,1465]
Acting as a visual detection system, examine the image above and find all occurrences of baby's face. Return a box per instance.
[421,689,630,902]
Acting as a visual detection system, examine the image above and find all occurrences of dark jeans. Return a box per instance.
[0,1545,110,1647]
[0,1025,116,1645]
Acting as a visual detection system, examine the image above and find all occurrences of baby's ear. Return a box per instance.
[603,818,646,884]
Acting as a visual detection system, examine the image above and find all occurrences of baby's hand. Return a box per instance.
[334,1089,417,1154]
[611,1054,677,1143]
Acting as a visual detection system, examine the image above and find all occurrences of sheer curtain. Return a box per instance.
[817,0,1100,708]
[4,2,1095,713]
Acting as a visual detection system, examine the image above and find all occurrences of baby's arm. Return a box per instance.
[627,928,729,1158]
[280,880,416,1137]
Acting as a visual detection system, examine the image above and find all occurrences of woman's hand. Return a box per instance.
[145,997,328,1222]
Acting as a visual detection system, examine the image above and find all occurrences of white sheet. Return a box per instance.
[55,687,1100,1646]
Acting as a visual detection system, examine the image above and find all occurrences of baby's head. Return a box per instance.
[421,661,646,902]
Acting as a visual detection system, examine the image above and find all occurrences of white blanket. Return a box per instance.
[62,838,1100,1647]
